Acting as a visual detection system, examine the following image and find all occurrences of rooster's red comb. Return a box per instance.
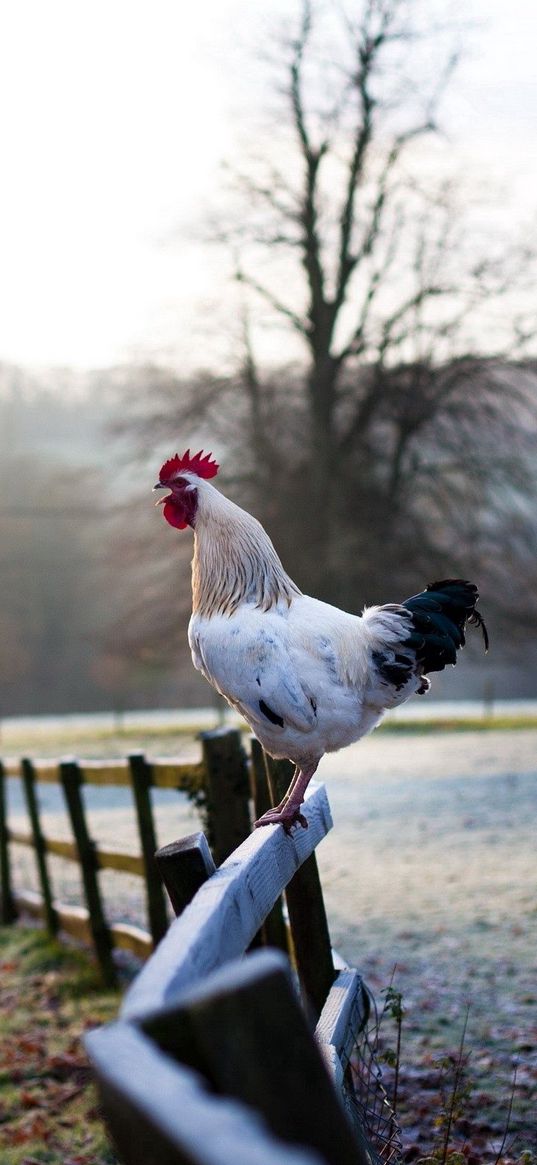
[158,448,219,483]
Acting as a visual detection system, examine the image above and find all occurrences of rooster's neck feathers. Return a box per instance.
[191,482,301,618]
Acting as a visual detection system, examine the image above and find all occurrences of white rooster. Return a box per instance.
[154,449,488,829]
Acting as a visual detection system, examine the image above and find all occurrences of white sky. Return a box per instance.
[0,0,536,370]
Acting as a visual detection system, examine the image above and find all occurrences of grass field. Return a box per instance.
[0,927,120,1165]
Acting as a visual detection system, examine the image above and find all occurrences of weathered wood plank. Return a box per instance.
[1,760,21,777]
[151,761,205,791]
[77,761,130,785]
[265,755,336,1019]
[111,923,153,959]
[60,759,117,987]
[96,848,146,875]
[156,833,216,919]
[8,829,78,862]
[285,852,336,1020]
[200,730,251,864]
[86,1020,322,1165]
[0,760,17,923]
[141,949,369,1165]
[129,753,169,945]
[21,758,58,935]
[8,828,146,874]
[1,759,131,784]
[2,758,206,790]
[7,826,43,849]
[2,759,56,780]
[14,888,153,958]
[316,970,370,1090]
[14,889,93,944]
[121,782,332,1021]
[249,738,289,954]
[79,759,205,790]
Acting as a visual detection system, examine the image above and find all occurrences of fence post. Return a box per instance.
[155,832,216,918]
[265,754,335,1020]
[249,738,289,955]
[0,760,17,923]
[200,729,251,865]
[21,758,58,935]
[59,759,117,987]
[142,951,370,1165]
[128,753,169,946]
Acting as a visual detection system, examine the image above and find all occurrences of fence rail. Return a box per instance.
[0,729,252,985]
[13,888,153,960]
[1,757,206,787]
[86,783,400,1165]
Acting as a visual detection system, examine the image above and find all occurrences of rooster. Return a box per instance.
[154,449,488,830]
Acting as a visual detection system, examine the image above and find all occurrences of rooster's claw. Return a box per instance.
[254,808,308,831]
[283,812,308,833]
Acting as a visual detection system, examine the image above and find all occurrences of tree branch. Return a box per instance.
[333,4,389,314]
[290,1,330,348]
[377,285,454,357]
[336,200,405,363]
[234,268,309,337]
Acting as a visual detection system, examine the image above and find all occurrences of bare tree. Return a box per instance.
[116,0,537,641]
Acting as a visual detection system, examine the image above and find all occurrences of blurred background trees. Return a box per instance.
[2,0,537,715]
[0,375,208,715]
[111,0,537,688]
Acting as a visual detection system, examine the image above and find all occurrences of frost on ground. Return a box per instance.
[5,728,537,1159]
[317,731,537,1160]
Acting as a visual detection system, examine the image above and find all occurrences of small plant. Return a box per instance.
[428,1009,472,1164]
[379,980,405,1120]
[371,980,531,1165]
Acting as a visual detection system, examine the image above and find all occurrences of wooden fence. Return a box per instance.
[0,729,254,986]
[1,722,402,1161]
[86,779,401,1164]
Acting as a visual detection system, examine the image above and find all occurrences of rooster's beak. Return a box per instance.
[153,482,166,491]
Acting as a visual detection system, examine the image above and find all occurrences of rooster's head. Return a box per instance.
[153,448,219,529]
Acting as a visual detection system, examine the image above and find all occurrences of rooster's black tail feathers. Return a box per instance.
[402,579,489,676]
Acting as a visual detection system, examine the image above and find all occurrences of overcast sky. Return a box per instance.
[0,0,536,370]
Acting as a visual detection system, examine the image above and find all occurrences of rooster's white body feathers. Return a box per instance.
[189,593,421,769]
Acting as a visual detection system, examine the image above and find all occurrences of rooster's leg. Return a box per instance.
[254,763,318,831]
[269,764,301,812]
[253,764,300,823]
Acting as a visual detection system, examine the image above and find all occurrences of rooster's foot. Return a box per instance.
[254,806,308,832]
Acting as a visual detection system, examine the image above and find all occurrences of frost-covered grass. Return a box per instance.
[0,926,120,1165]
